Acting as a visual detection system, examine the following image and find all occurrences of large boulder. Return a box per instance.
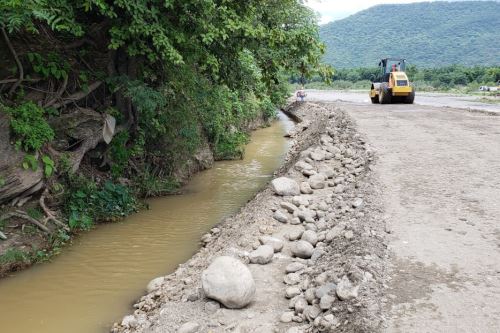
[202,256,255,308]
[271,177,300,196]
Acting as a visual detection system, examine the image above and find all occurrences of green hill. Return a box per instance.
[319,1,500,68]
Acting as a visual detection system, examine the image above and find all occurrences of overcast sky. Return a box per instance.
[305,0,446,24]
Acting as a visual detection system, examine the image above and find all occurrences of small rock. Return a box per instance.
[325,225,345,242]
[258,236,284,253]
[304,304,321,320]
[285,287,302,299]
[287,227,305,241]
[336,276,359,301]
[293,195,310,207]
[319,295,335,310]
[300,182,313,194]
[302,169,316,177]
[318,166,334,179]
[201,233,212,244]
[121,315,137,328]
[297,209,315,223]
[177,322,200,333]
[301,230,318,246]
[294,297,308,313]
[352,198,363,208]
[249,245,274,265]
[315,283,337,298]
[272,177,300,196]
[344,230,354,240]
[333,184,345,193]
[281,202,298,213]
[280,311,294,323]
[204,301,220,313]
[309,174,326,190]
[333,177,344,185]
[295,160,313,172]
[201,256,255,308]
[146,277,164,293]
[311,249,325,261]
[290,241,314,259]
[305,288,316,304]
[310,150,326,161]
[284,273,302,285]
[286,262,306,273]
[273,210,289,223]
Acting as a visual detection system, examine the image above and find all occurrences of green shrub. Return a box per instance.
[65,176,137,230]
[214,131,249,160]
[4,102,54,152]
[109,131,131,178]
[132,166,179,197]
[0,248,29,265]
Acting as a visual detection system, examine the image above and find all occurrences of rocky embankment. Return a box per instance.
[112,102,388,333]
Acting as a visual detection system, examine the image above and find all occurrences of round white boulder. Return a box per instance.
[201,256,256,309]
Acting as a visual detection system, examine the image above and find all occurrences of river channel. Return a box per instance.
[0,114,293,333]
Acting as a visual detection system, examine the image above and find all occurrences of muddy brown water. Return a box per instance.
[0,114,293,333]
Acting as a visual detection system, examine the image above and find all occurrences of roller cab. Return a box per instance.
[370,58,415,104]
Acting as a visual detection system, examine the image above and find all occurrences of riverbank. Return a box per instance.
[0,113,293,333]
[113,102,388,333]
[0,111,272,279]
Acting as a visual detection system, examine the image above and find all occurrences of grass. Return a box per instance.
[0,248,29,265]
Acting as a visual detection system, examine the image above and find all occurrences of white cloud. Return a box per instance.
[305,0,439,24]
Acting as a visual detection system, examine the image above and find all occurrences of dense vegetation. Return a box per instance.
[0,0,328,257]
[319,1,500,68]
[302,65,500,92]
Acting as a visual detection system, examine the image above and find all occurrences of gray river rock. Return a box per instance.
[201,256,256,308]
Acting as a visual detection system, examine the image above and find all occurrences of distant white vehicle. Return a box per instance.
[479,85,499,92]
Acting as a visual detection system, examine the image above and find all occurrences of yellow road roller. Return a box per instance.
[370,58,415,104]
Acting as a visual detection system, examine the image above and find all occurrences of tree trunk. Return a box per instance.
[0,111,44,204]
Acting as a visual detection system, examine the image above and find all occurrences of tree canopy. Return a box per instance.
[0,0,329,228]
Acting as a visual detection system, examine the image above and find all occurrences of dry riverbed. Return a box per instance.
[112,102,388,333]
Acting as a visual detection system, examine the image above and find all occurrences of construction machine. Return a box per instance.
[370,58,415,104]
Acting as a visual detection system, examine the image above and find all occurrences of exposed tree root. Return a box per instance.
[0,211,51,234]
[44,75,69,108]
[39,188,69,232]
[1,27,24,97]
[51,81,102,109]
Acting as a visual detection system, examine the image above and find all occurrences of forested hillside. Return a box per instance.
[320,1,500,68]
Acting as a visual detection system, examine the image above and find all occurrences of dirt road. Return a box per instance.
[308,90,500,114]
[309,91,500,332]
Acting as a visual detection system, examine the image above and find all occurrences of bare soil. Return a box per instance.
[308,90,500,332]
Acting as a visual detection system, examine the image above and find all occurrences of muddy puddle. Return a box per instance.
[0,113,293,333]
